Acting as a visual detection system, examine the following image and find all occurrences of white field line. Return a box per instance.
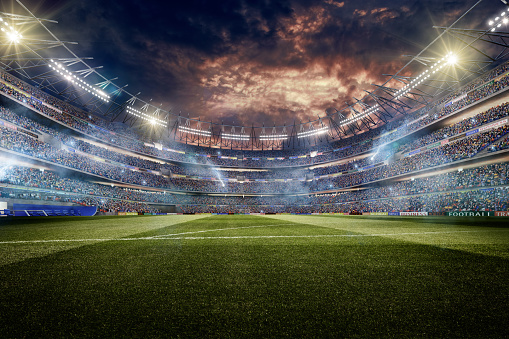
[149,230,489,240]
[0,230,499,244]
[0,238,118,244]
[0,223,299,244]
[150,223,299,238]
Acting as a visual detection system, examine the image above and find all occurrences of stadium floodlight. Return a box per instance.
[260,134,288,141]
[392,52,456,100]
[48,60,110,102]
[488,10,509,32]
[0,17,22,43]
[222,133,250,141]
[126,106,167,127]
[297,126,329,138]
[340,105,380,127]
[178,126,211,136]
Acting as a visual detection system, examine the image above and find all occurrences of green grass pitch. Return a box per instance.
[0,214,508,338]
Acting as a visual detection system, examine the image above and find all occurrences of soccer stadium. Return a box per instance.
[0,0,508,337]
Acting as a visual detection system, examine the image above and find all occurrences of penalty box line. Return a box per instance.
[0,230,496,244]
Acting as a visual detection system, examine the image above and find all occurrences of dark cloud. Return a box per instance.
[4,0,496,126]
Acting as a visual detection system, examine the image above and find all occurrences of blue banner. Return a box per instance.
[466,129,479,136]
[31,96,42,103]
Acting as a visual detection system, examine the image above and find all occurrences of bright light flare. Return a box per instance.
[447,54,458,65]
[6,30,21,43]
[0,17,22,43]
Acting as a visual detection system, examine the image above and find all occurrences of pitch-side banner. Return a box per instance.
[400,212,429,216]
[117,212,138,216]
[447,211,494,217]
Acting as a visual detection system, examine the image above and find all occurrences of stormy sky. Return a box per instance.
[4,0,499,126]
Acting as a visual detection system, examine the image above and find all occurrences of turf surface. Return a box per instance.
[0,214,508,337]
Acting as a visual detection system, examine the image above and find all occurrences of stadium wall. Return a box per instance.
[12,203,97,216]
[0,198,77,209]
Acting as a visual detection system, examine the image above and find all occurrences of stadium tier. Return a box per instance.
[1,61,509,213]
[0,161,507,213]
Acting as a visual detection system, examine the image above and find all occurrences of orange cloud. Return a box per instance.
[143,3,410,126]
[324,0,345,8]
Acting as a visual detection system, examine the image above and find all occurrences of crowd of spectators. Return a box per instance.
[0,125,173,188]
[489,135,509,153]
[0,167,161,213]
[309,124,509,191]
[397,103,509,154]
[0,72,144,141]
[177,188,509,214]
[64,138,165,171]
[0,162,507,213]
[3,94,508,190]
[1,106,508,194]
[0,186,160,214]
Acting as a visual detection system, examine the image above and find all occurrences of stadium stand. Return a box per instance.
[0,60,509,214]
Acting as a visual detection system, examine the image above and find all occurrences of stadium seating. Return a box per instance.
[0,61,509,213]
[0,161,507,213]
